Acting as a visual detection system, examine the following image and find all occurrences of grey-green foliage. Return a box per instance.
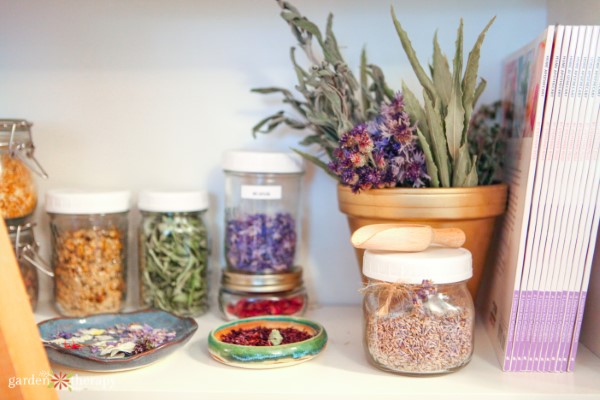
[468,101,505,185]
[252,0,394,174]
[140,213,209,317]
[391,8,495,187]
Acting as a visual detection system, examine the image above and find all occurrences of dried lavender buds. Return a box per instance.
[366,305,473,374]
[0,155,37,219]
[363,281,474,374]
[53,227,126,317]
[225,212,296,273]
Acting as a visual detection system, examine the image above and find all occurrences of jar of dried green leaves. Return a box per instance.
[139,191,210,317]
[46,190,130,317]
[361,246,474,375]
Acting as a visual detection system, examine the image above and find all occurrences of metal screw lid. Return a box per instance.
[221,268,303,293]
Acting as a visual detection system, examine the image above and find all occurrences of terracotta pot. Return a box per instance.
[337,183,508,299]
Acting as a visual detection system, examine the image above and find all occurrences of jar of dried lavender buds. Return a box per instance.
[46,190,130,317]
[222,151,304,274]
[361,246,474,375]
[1,119,48,222]
[138,190,210,317]
[218,268,307,320]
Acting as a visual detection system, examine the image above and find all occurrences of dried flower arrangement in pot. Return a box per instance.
[253,1,508,298]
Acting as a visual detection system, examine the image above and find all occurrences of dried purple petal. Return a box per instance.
[225,212,297,273]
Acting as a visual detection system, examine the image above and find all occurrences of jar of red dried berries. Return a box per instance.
[362,246,474,375]
[222,150,304,274]
[0,119,48,222]
[218,269,307,320]
[46,189,130,317]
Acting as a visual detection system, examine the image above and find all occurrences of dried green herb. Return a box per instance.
[140,213,208,317]
[391,9,495,187]
[252,0,394,174]
[467,101,505,185]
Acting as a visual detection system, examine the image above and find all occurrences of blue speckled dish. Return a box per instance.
[38,309,197,372]
[208,316,327,369]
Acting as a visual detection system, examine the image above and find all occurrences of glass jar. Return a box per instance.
[138,191,210,317]
[0,119,48,222]
[362,246,474,375]
[219,269,307,320]
[46,190,130,317]
[8,223,41,309]
[222,150,304,274]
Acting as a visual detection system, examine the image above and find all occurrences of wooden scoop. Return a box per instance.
[351,224,466,252]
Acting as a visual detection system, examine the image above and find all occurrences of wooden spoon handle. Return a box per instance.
[431,228,466,248]
[351,224,431,251]
[351,224,466,251]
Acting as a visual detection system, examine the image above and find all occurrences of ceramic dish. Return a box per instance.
[38,309,197,372]
[208,315,327,368]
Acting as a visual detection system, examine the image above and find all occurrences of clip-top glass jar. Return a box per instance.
[46,190,130,317]
[222,151,304,274]
[139,191,210,317]
[362,246,474,375]
[219,268,307,320]
[8,223,44,309]
[1,119,48,222]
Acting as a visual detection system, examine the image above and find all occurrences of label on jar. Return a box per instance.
[241,185,282,200]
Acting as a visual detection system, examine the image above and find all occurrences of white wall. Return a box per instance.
[1,0,549,307]
[547,0,600,25]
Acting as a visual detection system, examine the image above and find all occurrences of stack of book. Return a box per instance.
[484,25,600,372]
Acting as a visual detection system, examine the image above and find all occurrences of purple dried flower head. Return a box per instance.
[401,149,430,187]
[380,93,407,121]
[329,91,430,192]
[380,118,414,144]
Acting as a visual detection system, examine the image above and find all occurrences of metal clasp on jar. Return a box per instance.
[1,119,49,179]
[11,223,54,277]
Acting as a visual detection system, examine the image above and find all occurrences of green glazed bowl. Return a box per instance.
[208,316,327,369]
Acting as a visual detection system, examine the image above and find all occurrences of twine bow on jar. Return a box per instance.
[359,280,437,316]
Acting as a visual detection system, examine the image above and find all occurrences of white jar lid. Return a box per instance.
[363,246,472,284]
[222,150,304,174]
[45,189,131,214]
[138,190,209,212]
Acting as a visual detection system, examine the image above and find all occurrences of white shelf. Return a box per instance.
[35,305,600,400]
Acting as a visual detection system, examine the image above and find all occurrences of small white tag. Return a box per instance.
[241,185,282,200]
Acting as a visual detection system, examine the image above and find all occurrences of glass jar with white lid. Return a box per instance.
[361,246,474,375]
[45,189,131,317]
[138,190,210,317]
[222,150,304,274]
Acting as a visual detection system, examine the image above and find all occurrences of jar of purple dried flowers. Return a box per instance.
[361,246,474,375]
[222,151,304,274]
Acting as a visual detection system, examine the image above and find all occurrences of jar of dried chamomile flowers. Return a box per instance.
[361,246,474,375]
[0,119,48,222]
[46,190,130,317]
